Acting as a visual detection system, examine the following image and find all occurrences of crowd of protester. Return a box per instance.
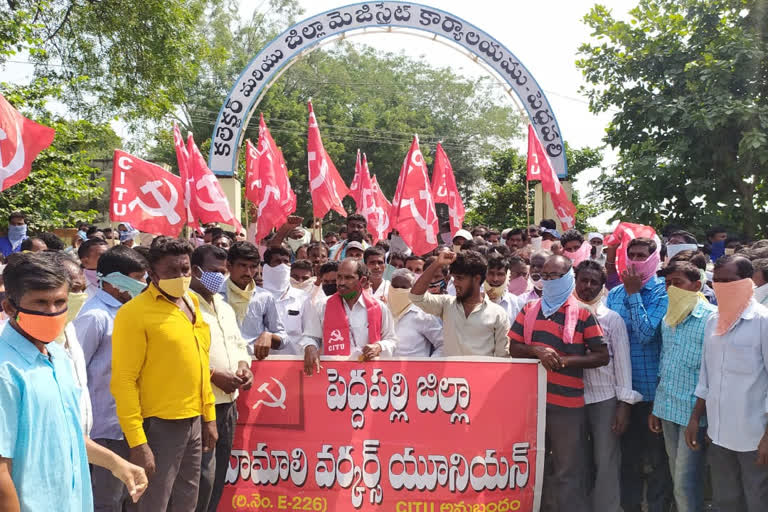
[0,209,766,512]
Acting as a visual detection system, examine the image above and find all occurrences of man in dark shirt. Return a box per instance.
[509,254,609,512]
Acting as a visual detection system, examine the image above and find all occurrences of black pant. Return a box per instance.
[91,438,131,511]
[542,405,590,512]
[709,442,768,512]
[196,402,238,512]
[620,402,673,512]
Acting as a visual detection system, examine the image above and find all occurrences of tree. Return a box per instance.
[465,144,603,232]
[577,0,768,239]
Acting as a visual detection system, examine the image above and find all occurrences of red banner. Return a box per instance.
[430,143,465,236]
[527,124,577,230]
[0,93,55,191]
[219,357,545,512]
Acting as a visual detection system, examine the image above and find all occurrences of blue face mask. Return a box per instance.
[199,270,227,294]
[8,224,27,245]
[541,269,575,317]
[100,272,147,299]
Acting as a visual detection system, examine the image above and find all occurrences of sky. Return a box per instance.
[238,0,637,229]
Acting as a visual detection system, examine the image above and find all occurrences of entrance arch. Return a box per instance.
[209,1,568,178]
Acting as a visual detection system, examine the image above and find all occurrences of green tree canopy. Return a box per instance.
[578,0,768,239]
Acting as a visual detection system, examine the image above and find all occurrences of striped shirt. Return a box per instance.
[653,299,716,426]
[509,302,605,408]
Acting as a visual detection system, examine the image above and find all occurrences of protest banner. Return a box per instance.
[220,357,546,512]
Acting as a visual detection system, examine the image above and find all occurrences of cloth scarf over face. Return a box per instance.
[541,269,575,317]
[712,279,754,335]
[665,285,700,327]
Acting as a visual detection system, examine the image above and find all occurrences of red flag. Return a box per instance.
[529,124,577,230]
[604,222,658,277]
[307,101,349,218]
[349,149,364,208]
[526,124,544,181]
[371,175,391,210]
[0,94,55,191]
[247,114,296,242]
[172,123,196,228]
[357,154,392,243]
[186,134,242,232]
[430,142,465,235]
[110,150,185,236]
[390,136,439,255]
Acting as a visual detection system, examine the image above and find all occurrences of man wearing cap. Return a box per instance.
[588,233,606,266]
[329,214,369,260]
[345,241,365,260]
[452,229,472,253]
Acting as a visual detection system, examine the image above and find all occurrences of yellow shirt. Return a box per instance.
[111,283,216,447]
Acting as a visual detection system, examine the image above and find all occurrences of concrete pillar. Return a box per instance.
[534,181,573,232]
[218,176,242,231]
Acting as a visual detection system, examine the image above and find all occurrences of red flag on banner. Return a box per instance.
[0,94,55,191]
[186,134,242,232]
[172,123,196,228]
[348,149,364,208]
[246,114,296,242]
[110,150,185,236]
[526,124,544,181]
[391,136,438,255]
[604,222,658,277]
[430,142,465,236]
[357,154,392,243]
[529,124,577,230]
[307,101,349,218]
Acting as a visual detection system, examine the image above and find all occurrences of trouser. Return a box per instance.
[196,402,238,512]
[620,402,673,512]
[708,442,768,512]
[128,416,202,512]
[542,405,590,512]
[661,419,706,512]
[585,397,622,512]
[91,438,131,511]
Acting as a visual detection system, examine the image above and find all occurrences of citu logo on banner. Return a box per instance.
[391,135,439,256]
[110,150,185,236]
[0,93,55,192]
[307,100,349,219]
[357,153,391,243]
[430,142,465,236]
[527,124,577,230]
[245,113,296,242]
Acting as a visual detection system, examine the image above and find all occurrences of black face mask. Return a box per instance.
[322,283,337,296]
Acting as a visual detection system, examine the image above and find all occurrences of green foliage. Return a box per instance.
[0,88,120,230]
[465,145,604,232]
[577,0,768,238]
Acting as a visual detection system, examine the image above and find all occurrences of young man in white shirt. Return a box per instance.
[364,247,389,299]
[261,247,308,356]
[484,255,524,325]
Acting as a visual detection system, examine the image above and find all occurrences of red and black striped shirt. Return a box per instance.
[509,302,604,408]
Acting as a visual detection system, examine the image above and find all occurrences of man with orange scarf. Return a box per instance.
[686,255,768,511]
[300,258,397,375]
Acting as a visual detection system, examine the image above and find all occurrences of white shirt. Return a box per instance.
[755,282,768,307]
[271,286,309,356]
[57,323,93,435]
[394,305,444,357]
[409,292,510,357]
[695,300,768,452]
[300,294,398,357]
[490,291,525,326]
[584,303,642,405]
[372,279,390,300]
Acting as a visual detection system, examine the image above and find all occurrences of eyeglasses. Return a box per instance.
[541,272,566,280]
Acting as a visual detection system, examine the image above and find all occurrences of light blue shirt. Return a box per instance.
[695,300,768,452]
[73,289,124,440]
[654,299,716,426]
[0,321,93,511]
[239,287,287,355]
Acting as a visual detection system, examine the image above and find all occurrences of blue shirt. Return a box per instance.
[606,276,668,401]
[0,235,26,258]
[653,299,716,426]
[238,288,287,354]
[73,289,124,440]
[0,322,93,511]
[695,300,768,452]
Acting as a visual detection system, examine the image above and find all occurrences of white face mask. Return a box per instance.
[262,263,291,293]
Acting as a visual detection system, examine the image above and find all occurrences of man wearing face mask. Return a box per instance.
[111,236,217,511]
[686,255,768,511]
[189,245,253,512]
[508,255,609,512]
[451,229,472,254]
[574,260,639,512]
[78,238,109,299]
[484,255,524,324]
[0,253,148,511]
[0,212,28,258]
[388,268,444,357]
[645,261,716,512]
[258,247,303,356]
[519,250,552,303]
[588,232,606,266]
[605,237,672,512]
[73,245,148,511]
[410,250,509,357]
[222,242,262,325]
[301,258,397,375]
[506,255,532,298]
